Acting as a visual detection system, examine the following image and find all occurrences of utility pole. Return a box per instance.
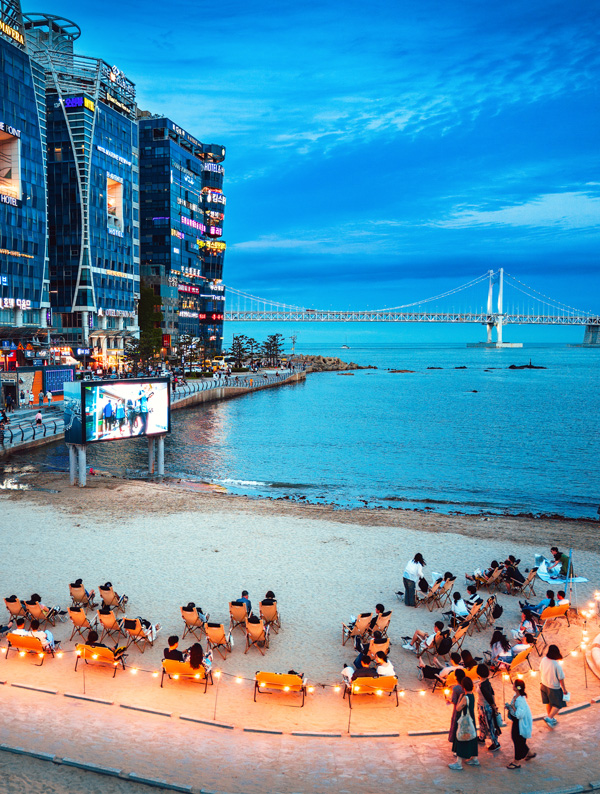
[289,334,297,355]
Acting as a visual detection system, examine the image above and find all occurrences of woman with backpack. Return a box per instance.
[449,676,480,770]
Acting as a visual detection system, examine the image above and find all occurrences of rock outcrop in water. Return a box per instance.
[295,355,376,372]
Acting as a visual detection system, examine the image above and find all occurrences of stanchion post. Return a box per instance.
[68,444,77,485]
[148,436,155,475]
[213,670,221,722]
[157,434,165,476]
[77,445,87,488]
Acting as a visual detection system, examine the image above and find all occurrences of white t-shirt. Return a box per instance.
[540,657,565,689]
[452,598,469,617]
[376,661,395,677]
[403,559,424,583]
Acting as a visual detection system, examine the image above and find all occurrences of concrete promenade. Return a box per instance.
[0,369,305,458]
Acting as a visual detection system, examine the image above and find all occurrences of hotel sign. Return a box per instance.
[0,18,24,46]
[101,64,135,98]
[0,121,20,137]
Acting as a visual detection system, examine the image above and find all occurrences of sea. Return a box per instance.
[16,343,600,520]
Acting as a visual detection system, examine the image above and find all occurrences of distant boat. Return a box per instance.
[341,344,350,350]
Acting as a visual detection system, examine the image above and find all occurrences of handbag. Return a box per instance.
[495,712,505,729]
[456,711,477,742]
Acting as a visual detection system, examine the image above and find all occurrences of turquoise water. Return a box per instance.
[18,344,600,519]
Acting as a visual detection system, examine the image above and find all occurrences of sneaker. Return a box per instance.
[465,759,480,766]
[543,716,558,727]
[448,762,463,770]
[402,643,414,651]
[488,743,501,751]
[395,591,404,597]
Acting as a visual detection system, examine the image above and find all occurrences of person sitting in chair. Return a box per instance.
[375,651,395,677]
[519,590,555,616]
[402,620,445,654]
[29,619,56,651]
[164,635,186,661]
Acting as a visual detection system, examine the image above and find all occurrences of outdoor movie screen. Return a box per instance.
[83,378,170,444]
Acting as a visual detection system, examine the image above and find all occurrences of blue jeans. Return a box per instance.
[404,577,416,607]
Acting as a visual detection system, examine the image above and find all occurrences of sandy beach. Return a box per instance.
[1,472,599,793]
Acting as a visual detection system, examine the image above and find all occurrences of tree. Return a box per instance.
[228,335,248,368]
[246,337,260,364]
[138,283,163,362]
[261,333,285,366]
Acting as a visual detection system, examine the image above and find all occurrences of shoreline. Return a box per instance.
[3,468,600,553]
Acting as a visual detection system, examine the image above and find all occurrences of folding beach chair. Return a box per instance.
[255,672,307,706]
[26,600,56,629]
[482,567,503,592]
[97,607,126,643]
[344,675,399,708]
[161,659,213,691]
[538,604,570,648]
[75,644,127,677]
[508,568,538,599]
[508,646,533,680]
[123,618,155,653]
[433,665,480,694]
[366,637,390,660]
[229,601,248,632]
[373,610,392,638]
[181,606,209,641]
[259,600,281,634]
[205,622,233,659]
[449,623,469,653]
[341,613,372,646]
[69,583,97,611]
[4,596,28,621]
[416,581,439,609]
[99,584,127,614]
[430,579,454,610]
[5,633,52,666]
[68,607,95,641]
[244,618,270,655]
[466,602,483,635]
[473,595,497,632]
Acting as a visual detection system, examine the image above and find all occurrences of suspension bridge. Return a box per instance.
[224,269,600,347]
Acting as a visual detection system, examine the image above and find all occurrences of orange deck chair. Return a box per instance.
[5,632,52,666]
[26,600,56,629]
[68,606,95,641]
[98,584,127,614]
[75,644,127,677]
[344,675,399,709]
[244,618,270,655]
[342,612,373,646]
[69,583,97,611]
[4,596,28,621]
[254,672,307,706]
[538,604,570,647]
[259,600,281,634]
[122,618,155,653]
[229,601,248,632]
[181,605,209,641]
[366,637,391,660]
[205,622,233,659]
[373,610,392,637]
[508,646,533,680]
[160,659,213,691]
[97,607,126,643]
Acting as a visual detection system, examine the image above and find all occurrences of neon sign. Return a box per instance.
[178,284,200,294]
[108,227,124,237]
[0,19,24,46]
[179,310,198,318]
[64,97,95,112]
[0,297,31,309]
[203,163,224,174]
[205,191,226,205]
[209,226,222,237]
[181,216,206,233]
[197,239,226,252]
[0,121,20,137]
[101,64,135,98]
[96,145,132,167]
[0,248,33,259]
[171,229,184,239]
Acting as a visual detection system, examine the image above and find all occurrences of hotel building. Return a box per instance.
[138,114,226,356]
[23,13,140,369]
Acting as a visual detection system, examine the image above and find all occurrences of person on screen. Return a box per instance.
[138,389,150,434]
[115,399,126,434]
[126,398,137,436]
[102,399,114,434]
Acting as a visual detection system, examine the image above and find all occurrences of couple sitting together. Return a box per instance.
[164,635,213,672]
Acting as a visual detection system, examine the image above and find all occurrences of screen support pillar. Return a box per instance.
[157,434,165,476]
[77,445,87,487]
[68,444,77,485]
[148,436,155,475]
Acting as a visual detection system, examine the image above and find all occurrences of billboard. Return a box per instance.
[64,378,170,444]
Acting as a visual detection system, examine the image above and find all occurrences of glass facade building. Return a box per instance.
[138,115,226,355]
[23,14,140,367]
[0,0,49,330]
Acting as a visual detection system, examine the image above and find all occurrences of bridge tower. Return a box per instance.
[471,268,522,348]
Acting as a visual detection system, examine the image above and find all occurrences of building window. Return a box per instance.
[0,128,21,201]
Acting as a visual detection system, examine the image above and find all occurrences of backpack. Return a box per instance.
[418,577,429,594]
[492,603,504,620]
[437,635,453,656]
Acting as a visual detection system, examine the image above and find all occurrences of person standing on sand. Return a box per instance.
[540,644,568,727]
[448,667,466,746]
[449,676,480,769]
[505,679,535,768]
[402,553,425,607]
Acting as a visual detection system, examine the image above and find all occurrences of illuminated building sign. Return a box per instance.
[181,216,206,233]
[171,228,184,239]
[208,283,225,291]
[65,96,96,112]
[108,227,124,237]
[98,308,136,318]
[107,171,123,184]
[0,194,19,207]
[96,145,132,167]
[173,247,180,254]
[0,276,5,285]
[0,121,21,137]
[206,211,224,221]
[0,297,31,309]
[201,313,224,322]
[0,19,24,46]
[182,266,202,278]
[197,239,226,252]
[173,162,195,179]
[178,284,200,294]
[177,197,201,213]
[101,64,135,98]
[104,269,131,278]
[209,226,222,237]
[203,163,224,174]
[179,310,198,318]
[105,92,131,114]
[200,293,225,301]
[205,191,226,205]
[0,248,32,259]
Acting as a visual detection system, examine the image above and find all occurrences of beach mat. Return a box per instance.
[534,554,588,584]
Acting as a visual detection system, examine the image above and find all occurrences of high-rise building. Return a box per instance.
[23,14,140,370]
[0,0,49,333]
[138,114,226,356]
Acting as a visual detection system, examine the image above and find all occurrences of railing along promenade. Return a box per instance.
[226,309,600,324]
[0,369,303,456]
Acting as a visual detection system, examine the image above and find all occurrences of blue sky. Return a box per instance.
[42,0,599,342]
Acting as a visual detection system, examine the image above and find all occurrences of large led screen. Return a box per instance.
[83,379,170,444]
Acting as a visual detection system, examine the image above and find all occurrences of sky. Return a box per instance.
[39,0,599,344]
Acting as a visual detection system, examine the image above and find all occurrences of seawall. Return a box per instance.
[0,370,306,458]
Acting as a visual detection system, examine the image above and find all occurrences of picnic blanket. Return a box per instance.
[534,555,588,584]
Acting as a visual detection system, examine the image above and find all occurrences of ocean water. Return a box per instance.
[18,344,600,519]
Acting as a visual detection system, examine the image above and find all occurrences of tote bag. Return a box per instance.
[456,711,477,742]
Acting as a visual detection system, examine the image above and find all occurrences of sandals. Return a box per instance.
[525,753,537,761]
[507,762,521,769]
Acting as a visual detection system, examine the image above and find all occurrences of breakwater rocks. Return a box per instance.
[296,355,377,372]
